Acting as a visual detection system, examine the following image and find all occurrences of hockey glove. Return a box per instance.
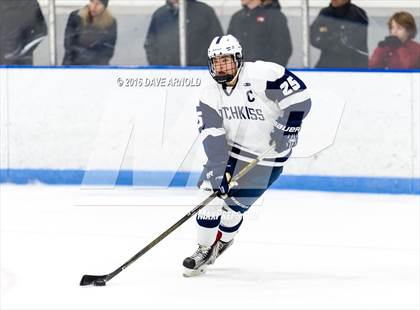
[269,115,302,153]
[203,164,236,199]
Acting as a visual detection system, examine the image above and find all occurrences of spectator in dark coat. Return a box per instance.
[63,0,117,65]
[0,0,47,65]
[369,11,420,69]
[228,0,292,66]
[262,0,281,9]
[310,0,368,68]
[144,0,223,66]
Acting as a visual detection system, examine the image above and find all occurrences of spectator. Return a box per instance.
[228,0,292,66]
[262,0,281,9]
[144,0,223,66]
[0,0,47,65]
[62,0,117,65]
[369,12,420,69]
[310,0,368,68]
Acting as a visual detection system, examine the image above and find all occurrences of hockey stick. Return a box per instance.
[80,144,275,286]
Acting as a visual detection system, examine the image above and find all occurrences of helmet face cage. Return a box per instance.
[207,35,243,84]
[208,53,242,84]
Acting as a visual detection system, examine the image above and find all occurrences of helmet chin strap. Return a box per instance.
[230,65,242,84]
[215,63,242,85]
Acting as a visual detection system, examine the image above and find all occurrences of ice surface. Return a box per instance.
[1,185,419,310]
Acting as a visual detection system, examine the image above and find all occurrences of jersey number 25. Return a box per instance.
[280,76,301,96]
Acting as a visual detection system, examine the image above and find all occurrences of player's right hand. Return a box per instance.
[205,165,234,199]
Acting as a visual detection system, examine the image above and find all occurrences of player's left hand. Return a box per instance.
[270,119,300,153]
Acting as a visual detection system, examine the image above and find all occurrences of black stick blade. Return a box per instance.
[80,274,108,286]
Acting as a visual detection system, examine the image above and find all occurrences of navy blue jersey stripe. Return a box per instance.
[203,135,230,167]
[265,69,307,103]
[280,98,312,125]
[230,146,291,163]
[197,101,223,133]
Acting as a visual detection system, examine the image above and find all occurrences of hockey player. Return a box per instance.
[183,35,311,276]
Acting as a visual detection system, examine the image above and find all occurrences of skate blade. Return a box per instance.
[183,265,207,277]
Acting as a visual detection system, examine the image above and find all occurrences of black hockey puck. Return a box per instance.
[93,279,106,286]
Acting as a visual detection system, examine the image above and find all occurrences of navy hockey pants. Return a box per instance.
[199,156,283,214]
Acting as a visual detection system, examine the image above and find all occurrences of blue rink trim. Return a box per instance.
[1,65,420,73]
[0,169,419,195]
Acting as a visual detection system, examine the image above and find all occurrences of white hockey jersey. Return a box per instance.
[197,61,311,167]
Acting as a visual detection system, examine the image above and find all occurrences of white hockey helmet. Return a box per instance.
[207,35,243,84]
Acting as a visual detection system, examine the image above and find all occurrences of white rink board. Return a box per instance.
[0,68,419,179]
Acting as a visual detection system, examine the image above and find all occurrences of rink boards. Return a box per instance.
[0,67,419,194]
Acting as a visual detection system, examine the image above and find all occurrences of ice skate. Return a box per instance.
[183,244,218,277]
[207,239,234,265]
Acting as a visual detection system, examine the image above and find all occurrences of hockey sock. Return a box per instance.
[219,206,243,242]
[196,204,222,247]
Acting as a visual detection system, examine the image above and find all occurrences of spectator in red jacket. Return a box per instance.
[369,11,420,69]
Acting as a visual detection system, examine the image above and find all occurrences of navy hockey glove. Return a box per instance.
[270,113,303,153]
[202,164,236,198]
